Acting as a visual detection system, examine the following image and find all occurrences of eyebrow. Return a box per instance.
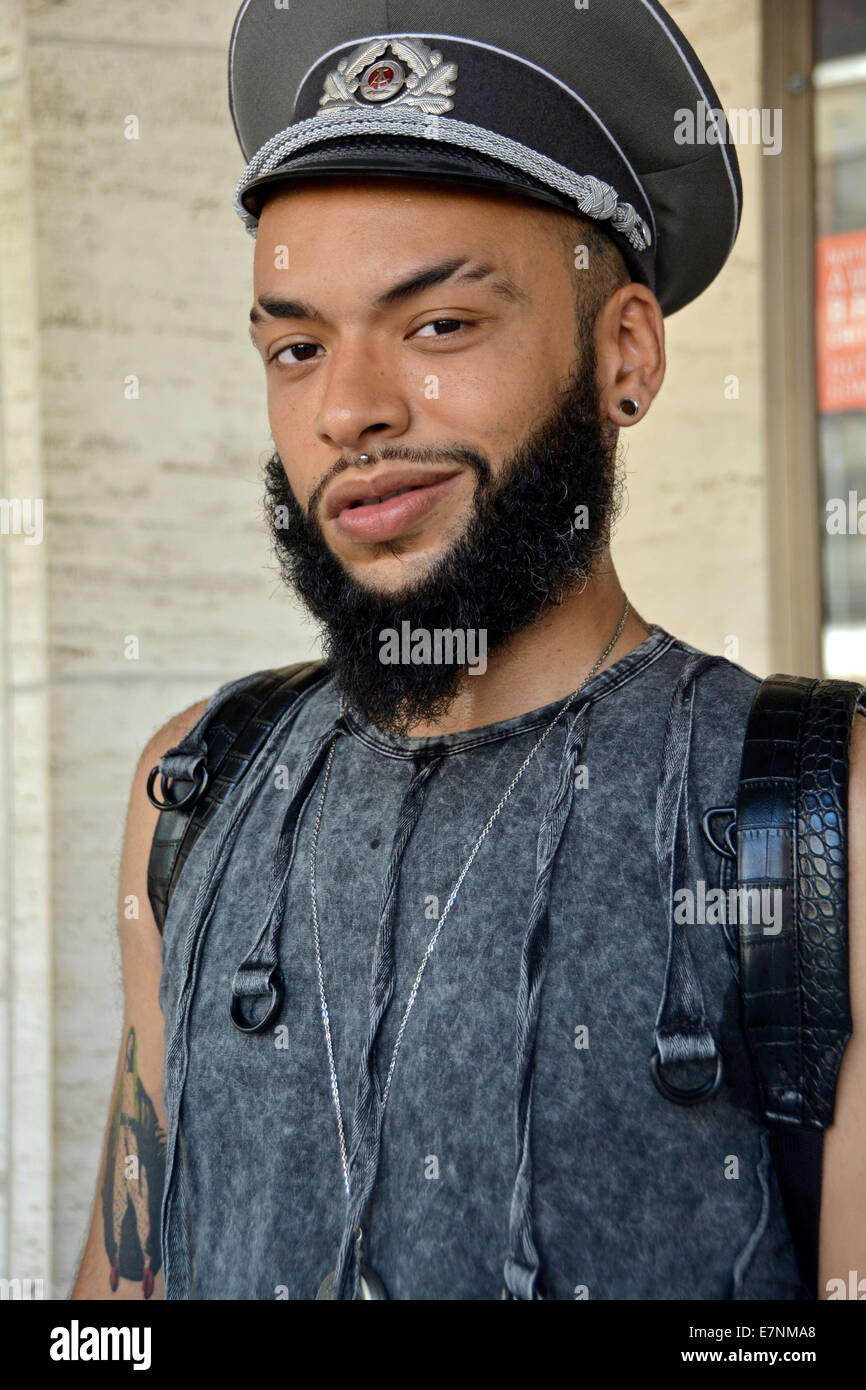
[248,257,527,333]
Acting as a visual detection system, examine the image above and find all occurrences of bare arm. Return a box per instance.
[69,699,208,1300]
[818,710,866,1297]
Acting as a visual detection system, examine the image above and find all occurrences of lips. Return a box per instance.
[325,467,461,519]
[324,467,464,544]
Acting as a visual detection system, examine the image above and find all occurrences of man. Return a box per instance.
[72,1,866,1300]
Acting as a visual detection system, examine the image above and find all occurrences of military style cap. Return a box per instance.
[229,1,742,316]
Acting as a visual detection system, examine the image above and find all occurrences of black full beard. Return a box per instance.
[262,349,623,735]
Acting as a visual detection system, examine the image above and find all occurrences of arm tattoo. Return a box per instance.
[101,1026,166,1298]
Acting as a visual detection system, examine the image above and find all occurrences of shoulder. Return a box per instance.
[662,636,761,748]
[134,659,336,823]
[122,699,211,914]
[659,632,761,700]
[138,699,209,777]
[131,696,211,836]
[139,658,332,775]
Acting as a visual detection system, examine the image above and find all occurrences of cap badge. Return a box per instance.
[319,36,457,115]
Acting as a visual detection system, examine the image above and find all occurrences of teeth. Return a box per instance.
[352,486,415,508]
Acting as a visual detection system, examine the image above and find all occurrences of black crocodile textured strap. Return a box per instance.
[797,679,865,1121]
[736,673,864,1298]
[736,672,862,1131]
[146,659,328,934]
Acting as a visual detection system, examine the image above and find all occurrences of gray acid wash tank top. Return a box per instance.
[157,624,803,1300]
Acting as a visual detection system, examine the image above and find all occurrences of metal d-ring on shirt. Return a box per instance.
[310,599,630,1300]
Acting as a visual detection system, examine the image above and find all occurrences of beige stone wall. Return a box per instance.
[1,0,768,1296]
[0,0,53,1297]
[616,0,770,674]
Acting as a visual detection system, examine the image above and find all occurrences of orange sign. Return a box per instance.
[816,230,866,414]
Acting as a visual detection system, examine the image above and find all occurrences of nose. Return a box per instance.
[313,335,411,453]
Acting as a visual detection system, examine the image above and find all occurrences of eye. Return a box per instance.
[412,318,472,338]
[269,342,324,365]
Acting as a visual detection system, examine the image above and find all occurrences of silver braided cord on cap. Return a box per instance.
[233,108,652,252]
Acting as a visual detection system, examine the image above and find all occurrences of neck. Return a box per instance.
[397,558,653,737]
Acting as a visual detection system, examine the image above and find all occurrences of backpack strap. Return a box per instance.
[735,671,865,1297]
[146,659,328,934]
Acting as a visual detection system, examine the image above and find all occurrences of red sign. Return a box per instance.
[816,230,866,414]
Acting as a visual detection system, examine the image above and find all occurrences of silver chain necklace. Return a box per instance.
[311,597,630,1299]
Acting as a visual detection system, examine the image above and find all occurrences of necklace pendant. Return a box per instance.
[315,1264,388,1300]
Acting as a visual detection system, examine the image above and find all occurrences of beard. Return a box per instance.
[262,344,624,735]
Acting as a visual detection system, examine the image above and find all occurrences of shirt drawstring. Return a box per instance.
[651,653,725,1087]
[228,717,350,1030]
[503,702,591,1300]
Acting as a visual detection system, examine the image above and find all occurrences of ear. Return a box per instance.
[594,283,666,428]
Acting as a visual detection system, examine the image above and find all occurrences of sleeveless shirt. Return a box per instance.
[157,624,804,1300]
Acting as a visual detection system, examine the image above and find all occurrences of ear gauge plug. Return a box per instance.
[619,397,640,417]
